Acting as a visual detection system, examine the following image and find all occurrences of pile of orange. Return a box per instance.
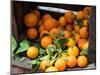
[24,7,91,72]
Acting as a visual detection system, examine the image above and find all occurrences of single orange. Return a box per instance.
[77,55,88,67]
[39,60,52,71]
[67,55,77,68]
[74,25,80,33]
[65,24,74,32]
[78,39,88,49]
[50,28,59,39]
[27,46,38,59]
[79,27,89,39]
[41,36,52,48]
[64,31,71,39]
[74,33,80,42]
[27,28,38,39]
[24,13,38,27]
[55,58,67,71]
[76,11,84,20]
[59,16,66,27]
[64,11,75,24]
[44,18,58,31]
[42,14,52,22]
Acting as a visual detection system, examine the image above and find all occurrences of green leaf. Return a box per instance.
[12,36,17,53]
[29,59,40,65]
[59,38,68,49]
[39,47,45,55]
[53,39,59,45]
[16,40,30,54]
[20,40,30,49]
[80,48,88,55]
[76,20,82,26]
[47,46,56,53]
[40,54,50,60]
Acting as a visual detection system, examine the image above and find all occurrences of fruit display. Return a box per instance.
[12,5,95,73]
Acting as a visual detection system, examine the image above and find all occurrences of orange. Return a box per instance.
[41,36,52,48]
[77,55,88,67]
[67,46,79,57]
[44,18,58,31]
[74,33,80,42]
[55,58,67,71]
[24,13,38,27]
[40,30,49,38]
[67,55,77,68]
[45,66,58,72]
[74,25,80,33]
[76,11,84,20]
[50,28,59,39]
[42,14,52,22]
[27,28,38,39]
[83,19,89,27]
[65,24,74,32]
[78,39,88,49]
[83,7,91,19]
[31,10,40,19]
[67,38,76,47]
[39,60,52,71]
[64,31,71,39]
[59,16,66,27]
[79,27,89,39]
[64,11,75,24]
[82,41,89,49]
[27,46,38,59]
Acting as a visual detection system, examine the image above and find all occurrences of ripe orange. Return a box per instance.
[27,46,38,59]
[50,28,59,39]
[74,25,80,33]
[76,11,84,20]
[67,38,76,47]
[55,58,67,71]
[77,55,88,67]
[59,16,66,27]
[83,7,91,19]
[41,36,52,48]
[39,60,52,71]
[83,19,89,27]
[24,13,38,27]
[42,14,52,22]
[64,31,71,39]
[74,33,80,42]
[79,27,89,39]
[45,66,58,72]
[31,10,40,19]
[44,18,58,31]
[65,24,74,32]
[78,39,88,49]
[82,41,89,49]
[67,55,77,68]
[64,11,75,24]
[67,46,79,57]
[27,28,38,39]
